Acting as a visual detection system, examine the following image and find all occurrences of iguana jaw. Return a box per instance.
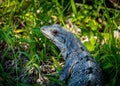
[40,25,65,51]
[41,25,68,59]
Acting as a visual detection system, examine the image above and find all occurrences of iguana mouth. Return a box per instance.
[41,31,50,39]
[41,30,57,44]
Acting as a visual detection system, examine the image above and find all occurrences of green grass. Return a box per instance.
[0,0,120,86]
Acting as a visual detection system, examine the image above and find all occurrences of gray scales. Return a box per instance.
[40,24,104,86]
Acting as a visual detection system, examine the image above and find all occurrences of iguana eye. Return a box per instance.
[52,30,58,35]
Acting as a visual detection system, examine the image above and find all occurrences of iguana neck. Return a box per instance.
[61,32,89,60]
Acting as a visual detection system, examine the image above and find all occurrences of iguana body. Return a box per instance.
[40,24,104,86]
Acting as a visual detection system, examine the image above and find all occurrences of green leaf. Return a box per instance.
[103,62,113,69]
[90,37,96,45]
[84,42,95,51]
[52,57,62,71]
[112,78,116,86]
[70,0,77,15]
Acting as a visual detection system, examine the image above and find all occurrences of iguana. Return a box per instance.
[40,24,104,86]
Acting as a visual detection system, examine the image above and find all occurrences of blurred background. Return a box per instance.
[0,0,120,86]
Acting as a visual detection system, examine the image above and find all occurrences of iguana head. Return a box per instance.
[41,24,73,59]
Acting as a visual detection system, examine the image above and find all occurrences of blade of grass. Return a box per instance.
[70,0,77,15]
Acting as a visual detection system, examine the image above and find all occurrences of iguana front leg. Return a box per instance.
[59,57,77,81]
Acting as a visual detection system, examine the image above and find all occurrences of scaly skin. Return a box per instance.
[40,24,104,86]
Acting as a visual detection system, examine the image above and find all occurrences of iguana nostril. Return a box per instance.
[41,26,46,31]
[41,28,44,30]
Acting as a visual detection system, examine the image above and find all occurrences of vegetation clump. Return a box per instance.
[0,0,120,86]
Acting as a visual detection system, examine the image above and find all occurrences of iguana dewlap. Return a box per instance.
[41,24,104,86]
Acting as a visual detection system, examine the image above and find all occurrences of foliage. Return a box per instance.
[0,0,120,86]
